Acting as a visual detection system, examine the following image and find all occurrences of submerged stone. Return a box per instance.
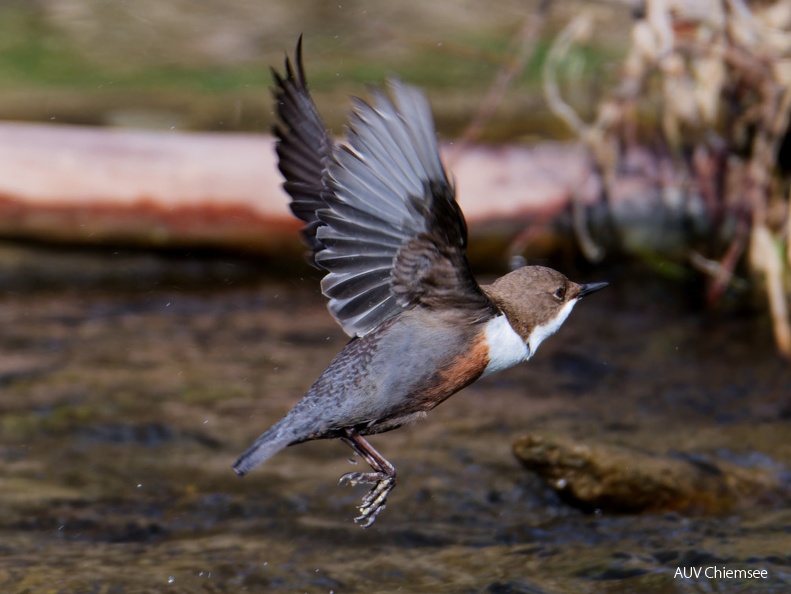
[513,434,789,514]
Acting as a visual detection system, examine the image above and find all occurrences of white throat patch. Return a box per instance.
[481,300,580,378]
[527,299,578,357]
[481,315,529,378]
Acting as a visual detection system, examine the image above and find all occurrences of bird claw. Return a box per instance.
[338,472,357,486]
[339,471,396,528]
[354,502,386,527]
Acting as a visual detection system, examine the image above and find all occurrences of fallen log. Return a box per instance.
[0,121,595,259]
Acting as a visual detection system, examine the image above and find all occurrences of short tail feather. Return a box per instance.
[233,427,293,476]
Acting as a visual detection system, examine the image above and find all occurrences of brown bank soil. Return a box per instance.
[0,248,790,593]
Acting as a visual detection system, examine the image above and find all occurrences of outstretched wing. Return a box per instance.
[273,39,495,337]
[271,36,331,259]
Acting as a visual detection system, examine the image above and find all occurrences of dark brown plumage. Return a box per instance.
[234,38,607,527]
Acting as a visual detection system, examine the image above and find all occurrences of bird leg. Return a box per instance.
[339,428,397,527]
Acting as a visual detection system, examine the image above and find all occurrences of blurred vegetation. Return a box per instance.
[542,1,791,356]
[0,0,626,136]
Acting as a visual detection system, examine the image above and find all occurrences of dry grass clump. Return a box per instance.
[544,0,791,357]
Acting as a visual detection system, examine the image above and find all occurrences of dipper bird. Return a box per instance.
[234,38,607,527]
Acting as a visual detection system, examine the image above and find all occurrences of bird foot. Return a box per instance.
[339,430,397,527]
[339,471,396,528]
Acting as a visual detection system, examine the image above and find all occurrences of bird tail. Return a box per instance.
[233,426,293,476]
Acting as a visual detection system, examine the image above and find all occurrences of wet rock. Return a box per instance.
[513,434,789,514]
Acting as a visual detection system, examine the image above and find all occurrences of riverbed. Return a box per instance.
[1,247,789,593]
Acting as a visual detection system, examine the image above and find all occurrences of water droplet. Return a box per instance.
[347,457,359,465]
[167,576,175,584]
[137,483,143,488]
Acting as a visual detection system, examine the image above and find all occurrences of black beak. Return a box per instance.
[578,281,608,298]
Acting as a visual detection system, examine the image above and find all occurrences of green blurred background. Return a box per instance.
[0,0,627,139]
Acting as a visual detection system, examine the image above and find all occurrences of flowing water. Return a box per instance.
[1,247,790,593]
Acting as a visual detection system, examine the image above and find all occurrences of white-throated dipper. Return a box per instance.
[234,38,608,527]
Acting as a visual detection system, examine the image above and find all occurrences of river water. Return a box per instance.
[0,247,789,593]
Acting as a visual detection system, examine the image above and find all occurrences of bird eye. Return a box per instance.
[553,287,566,300]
